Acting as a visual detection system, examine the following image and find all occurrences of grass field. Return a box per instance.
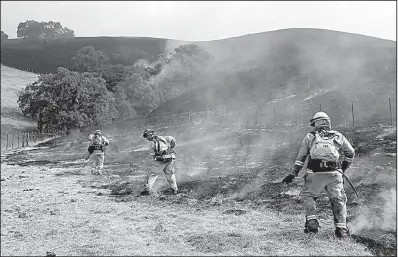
[1,120,395,256]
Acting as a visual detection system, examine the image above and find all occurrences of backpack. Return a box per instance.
[92,135,103,145]
[88,135,104,154]
[309,131,340,162]
[164,136,176,149]
[153,136,176,156]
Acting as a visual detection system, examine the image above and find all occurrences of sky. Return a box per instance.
[1,1,396,41]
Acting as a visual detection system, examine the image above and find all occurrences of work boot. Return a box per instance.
[304,219,319,233]
[335,227,350,239]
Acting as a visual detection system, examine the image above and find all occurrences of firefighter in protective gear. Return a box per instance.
[141,129,178,196]
[282,112,355,238]
[87,130,109,175]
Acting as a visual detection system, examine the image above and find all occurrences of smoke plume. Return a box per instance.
[349,188,396,234]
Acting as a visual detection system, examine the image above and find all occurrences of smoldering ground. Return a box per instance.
[349,188,396,234]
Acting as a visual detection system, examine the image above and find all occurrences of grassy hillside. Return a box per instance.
[1,65,38,131]
[1,37,181,74]
[149,29,396,127]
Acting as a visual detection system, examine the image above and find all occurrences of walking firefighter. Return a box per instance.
[86,130,109,175]
[282,112,355,239]
[140,129,178,196]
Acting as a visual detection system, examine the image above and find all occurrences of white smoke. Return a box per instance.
[349,188,396,234]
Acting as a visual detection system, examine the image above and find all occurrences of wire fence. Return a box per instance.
[1,96,395,152]
[1,130,66,152]
[113,96,396,134]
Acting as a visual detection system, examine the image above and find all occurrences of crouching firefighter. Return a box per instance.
[282,112,355,238]
[87,130,109,175]
[141,129,178,196]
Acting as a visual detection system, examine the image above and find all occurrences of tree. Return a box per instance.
[17,20,42,39]
[1,31,8,41]
[42,21,74,39]
[115,69,160,115]
[17,67,117,130]
[114,87,136,120]
[154,44,213,103]
[167,44,213,65]
[99,64,135,92]
[71,46,109,72]
[16,20,75,40]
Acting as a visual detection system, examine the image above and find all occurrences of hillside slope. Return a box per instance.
[1,37,184,74]
[1,65,38,132]
[149,28,396,127]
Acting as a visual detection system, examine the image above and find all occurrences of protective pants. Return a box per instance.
[90,152,105,175]
[146,160,178,194]
[300,171,348,230]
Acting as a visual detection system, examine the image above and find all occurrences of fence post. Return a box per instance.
[389,97,393,126]
[12,133,14,149]
[351,102,355,127]
[18,133,20,148]
[273,105,276,126]
[6,133,8,150]
[226,107,228,122]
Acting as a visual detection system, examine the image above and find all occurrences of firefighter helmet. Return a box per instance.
[143,129,154,139]
[310,112,331,127]
[94,130,102,135]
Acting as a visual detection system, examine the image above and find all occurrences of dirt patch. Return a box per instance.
[109,181,142,196]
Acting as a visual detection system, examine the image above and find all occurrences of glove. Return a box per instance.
[341,161,350,172]
[282,174,296,184]
[155,155,163,161]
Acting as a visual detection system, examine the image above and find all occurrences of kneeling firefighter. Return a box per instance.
[282,112,355,238]
[141,129,178,196]
[87,130,109,175]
